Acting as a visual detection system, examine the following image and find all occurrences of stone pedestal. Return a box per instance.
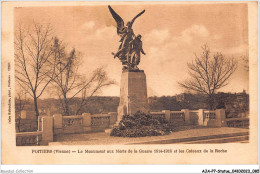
[117,70,149,122]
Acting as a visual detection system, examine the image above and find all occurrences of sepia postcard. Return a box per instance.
[1,1,258,165]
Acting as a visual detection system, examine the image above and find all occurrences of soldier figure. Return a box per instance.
[129,34,146,69]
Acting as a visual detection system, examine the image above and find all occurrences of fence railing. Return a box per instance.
[52,113,115,135]
[63,115,84,134]
[16,131,42,146]
[203,111,216,120]
[91,115,110,132]
[170,111,185,119]
[16,108,242,146]
[150,112,166,119]
[169,111,185,125]
[226,117,249,128]
[150,109,224,126]
[16,116,53,146]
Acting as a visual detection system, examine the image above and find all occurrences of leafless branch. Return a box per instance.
[178,44,238,109]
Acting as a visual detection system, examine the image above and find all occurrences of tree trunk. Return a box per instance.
[33,93,39,119]
[19,97,22,117]
[33,95,42,131]
[208,94,215,110]
[64,96,70,116]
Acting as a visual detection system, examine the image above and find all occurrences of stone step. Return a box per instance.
[238,140,249,143]
[129,131,249,144]
[182,135,249,144]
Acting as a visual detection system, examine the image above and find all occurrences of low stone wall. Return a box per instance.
[108,112,118,125]
[169,111,185,126]
[189,110,199,125]
[16,116,53,146]
[63,115,84,134]
[203,110,217,127]
[226,117,249,128]
[91,115,110,132]
[16,109,229,145]
[149,109,226,127]
[152,109,226,127]
[53,112,117,135]
[16,131,42,146]
[150,112,166,119]
[16,112,117,145]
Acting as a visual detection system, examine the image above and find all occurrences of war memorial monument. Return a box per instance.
[108,6,149,121]
[12,4,251,146]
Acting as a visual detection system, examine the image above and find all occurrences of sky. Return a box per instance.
[15,3,249,97]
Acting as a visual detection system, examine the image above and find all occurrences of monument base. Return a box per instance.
[117,69,149,122]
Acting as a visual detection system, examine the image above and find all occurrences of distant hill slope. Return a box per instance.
[15,92,248,118]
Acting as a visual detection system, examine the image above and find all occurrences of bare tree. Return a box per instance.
[50,38,115,115]
[178,44,238,109]
[15,88,28,118]
[74,68,115,115]
[15,23,56,118]
[15,88,29,132]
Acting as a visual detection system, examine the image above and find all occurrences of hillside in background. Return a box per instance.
[15,91,249,118]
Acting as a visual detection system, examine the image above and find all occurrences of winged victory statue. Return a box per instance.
[108,5,146,70]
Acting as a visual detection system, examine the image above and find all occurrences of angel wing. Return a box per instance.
[130,9,145,27]
[108,5,125,35]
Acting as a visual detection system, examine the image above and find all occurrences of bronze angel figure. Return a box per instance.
[108,5,146,70]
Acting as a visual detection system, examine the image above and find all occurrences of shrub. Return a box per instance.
[110,111,175,137]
